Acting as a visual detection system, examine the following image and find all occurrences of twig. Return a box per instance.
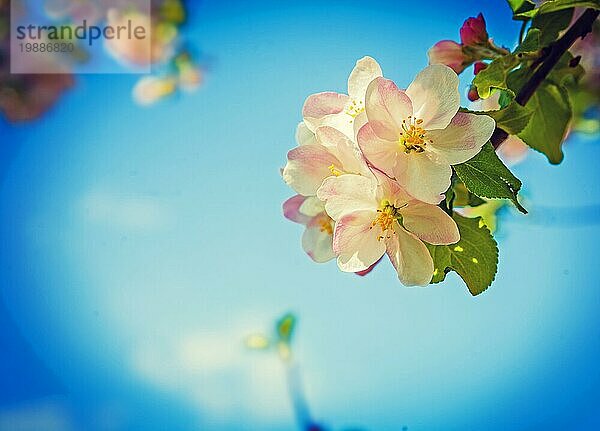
[491,8,599,150]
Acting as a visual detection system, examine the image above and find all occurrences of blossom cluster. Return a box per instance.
[282,57,495,286]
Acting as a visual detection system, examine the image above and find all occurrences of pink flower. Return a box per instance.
[357,65,495,204]
[473,61,488,75]
[427,40,468,74]
[316,172,459,286]
[460,13,488,46]
[283,195,336,263]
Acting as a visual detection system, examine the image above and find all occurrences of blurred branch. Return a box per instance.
[491,8,600,149]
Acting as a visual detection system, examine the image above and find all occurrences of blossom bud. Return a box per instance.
[473,61,488,75]
[427,40,467,74]
[460,13,488,46]
[467,85,480,102]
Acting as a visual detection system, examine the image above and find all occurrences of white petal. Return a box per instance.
[395,155,452,204]
[302,216,336,263]
[347,56,383,100]
[282,195,311,224]
[406,65,460,130]
[295,122,317,146]
[302,92,349,131]
[386,224,434,287]
[400,202,460,245]
[299,196,326,217]
[317,174,378,221]
[427,112,495,165]
[333,210,386,272]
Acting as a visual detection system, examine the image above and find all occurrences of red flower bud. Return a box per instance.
[427,40,467,74]
[460,13,488,46]
[467,85,480,102]
[473,61,488,75]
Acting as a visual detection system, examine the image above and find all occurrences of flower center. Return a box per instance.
[318,217,334,235]
[399,116,432,154]
[345,98,365,119]
[370,201,401,241]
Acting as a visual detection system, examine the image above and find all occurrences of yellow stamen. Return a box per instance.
[328,164,344,176]
[319,218,333,235]
[345,98,365,118]
[370,201,401,241]
[399,116,430,154]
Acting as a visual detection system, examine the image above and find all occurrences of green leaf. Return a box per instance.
[515,0,600,18]
[426,213,499,296]
[514,28,541,53]
[507,0,536,19]
[485,101,534,135]
[518,82,572,164]
[452,182,486,207]
[454,143,527,213]
[473,56,519,99]
[276,313,296,344]
[531,8,574,45]
[548,51,585,85]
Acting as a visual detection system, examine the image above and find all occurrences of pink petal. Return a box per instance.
[364,77,413,141]
[357,122,400,178]
[302,215,336,263]
[283,195,311,224]
[400,201,460,245]
[302,92,349,124]
[283,145,342,196]
[317,174,379,221]
[354,256,382,276]
[427,40,467,74]
[333,210,386,272]
[394,154,452,205]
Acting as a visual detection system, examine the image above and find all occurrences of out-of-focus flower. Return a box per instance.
[428,40,468,74]
[472,92,529,165]
[357,65,495,204]
[282,125,372,196]
[460,13,488,46]
[302,56,382,139]
[132,75,177,106]
[473,61,488,75]
[317,172,459,286]
[105,8,172,67]
[283,195,336,263]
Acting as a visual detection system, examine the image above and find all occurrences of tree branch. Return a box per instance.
[491,8,599,150]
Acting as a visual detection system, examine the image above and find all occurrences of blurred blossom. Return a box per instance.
[132,75,177,105]
[428,40,467,73]
[471,92,529,166]
[459,13,488,46]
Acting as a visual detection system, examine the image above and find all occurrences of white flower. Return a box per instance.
[302,56,383,139]
[357,65,496,204]
[317,172,459,286]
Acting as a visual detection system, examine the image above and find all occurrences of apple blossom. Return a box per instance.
[316,172,459,286]
[283,195,336,263]
[302,56,383,139]
[282,125,373,196]
[357,65,496,204]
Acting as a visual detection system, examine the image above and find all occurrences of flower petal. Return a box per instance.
[357,122,401,178]
[394,154,452,204]
[406,65,460,130]
[386,224,434,287]
[347,56,383,100]
[355,256,382,276]
[316,126,371,177]
[427,40,467,74]
[365,77,413,141]
[333,210,386,272]
[303,215,336,263]
[283,195,311,224]
[302,92,349,131]
[317,174,378,220]
[298,195,326,217]
[427,112,495,165]
[400,202,460,245]
[295,122,317,146]
[283,145,342,196]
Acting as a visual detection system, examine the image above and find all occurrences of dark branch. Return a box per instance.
[491,8,599,150]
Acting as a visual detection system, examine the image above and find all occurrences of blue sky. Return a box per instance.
[1,1,599,430]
